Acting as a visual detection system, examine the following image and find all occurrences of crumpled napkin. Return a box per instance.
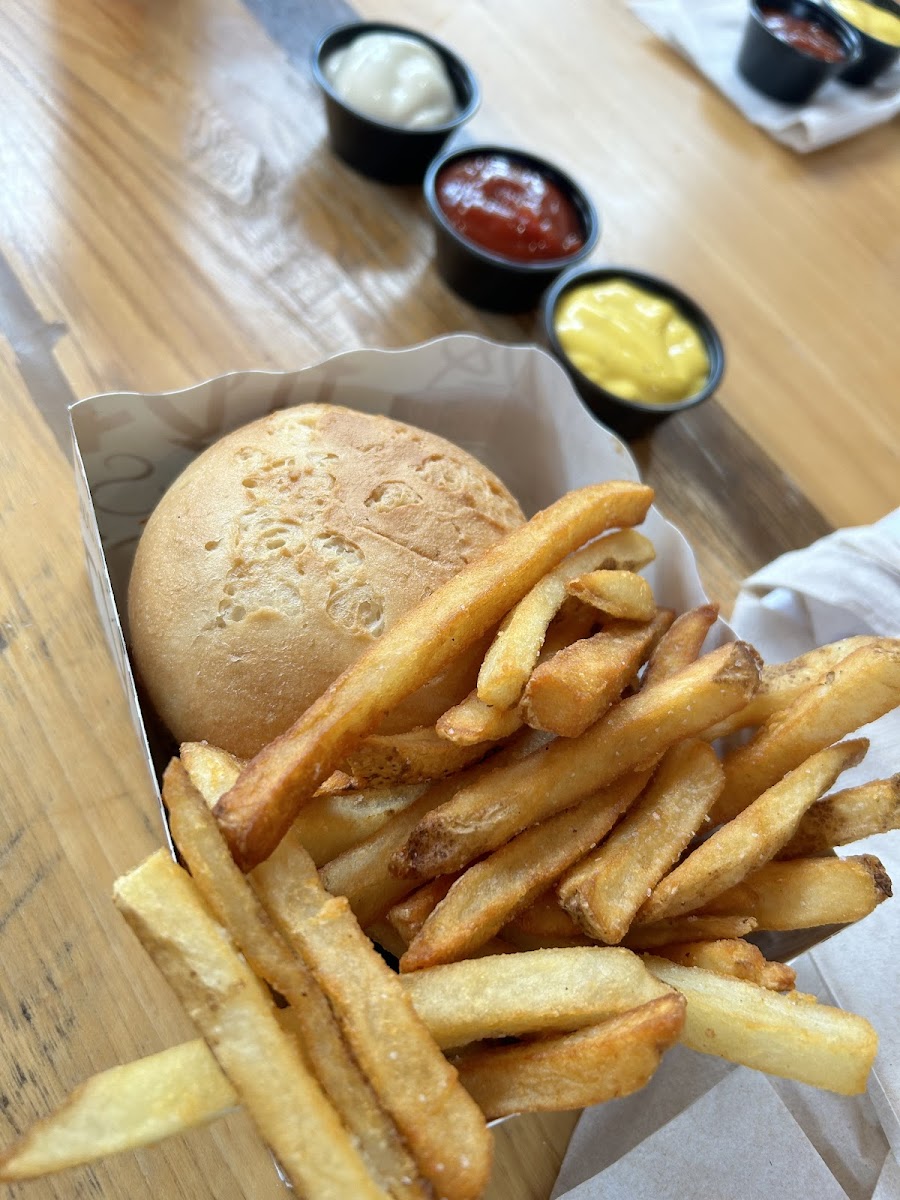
[627,0,900,151]
[552,510,900,1198]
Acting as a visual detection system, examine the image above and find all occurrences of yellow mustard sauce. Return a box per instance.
[554,279,710,406]
[829,0,900,44]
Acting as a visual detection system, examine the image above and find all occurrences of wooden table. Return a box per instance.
[0,2,896,1198]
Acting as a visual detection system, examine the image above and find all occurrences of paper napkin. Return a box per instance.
[627,0,900,151]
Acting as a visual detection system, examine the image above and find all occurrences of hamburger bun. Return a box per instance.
[128,404,524,758]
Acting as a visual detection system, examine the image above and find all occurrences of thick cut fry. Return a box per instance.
[566,569,656,622]
[453,995,685,1120]
[703,635,879,741]
[163,761,429,1198]
[401,771,650,970]
[644,957,878,1093]
[113,853,389,1199]
[622,914,758,949]
[637,739,868,925]
[709,640,900,825]
[436,605,598,746]
[700,855,892,929]
[651,940,796,992]
[397,947,671,1049]
[559,741,724,945]
[642,604,719,689]
[323,729,547,926]
[394,641,760,881]
[0,1040,236,1182]
[344,727,493,786]
[252,830,492,1200]
[779,775,900,858]
[476,528,656,709]
[181,741,425,867]
[520,610,673,738]
[214,482,654,869]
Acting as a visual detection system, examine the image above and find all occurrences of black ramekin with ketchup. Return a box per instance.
[423,145,600,313]
[737,0,863,103]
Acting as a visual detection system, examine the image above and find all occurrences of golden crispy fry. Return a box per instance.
[505,890,586,942]
[520,610,673,738]
[709,640,900,825]
[644,957,878,1093]
[322,730,547,927]
[566,569,656,622]
[163,761,428,1199]
[387,876,460,943]
[622,914,758,949]
[642,604,719,690]
[651,940,796,992]
[397,947,671,1049]
[0,1040,236,1182]
[436,605,599,746]
[113,853,389,1199]
[452,995,685,1120]
[394,642,760,881]
[252,830,492,1200]
[344,727,494,786]
[400,772,649,970]
[181,741,425,867]
[703,635,880,741]
[700,855,892,929]
[214,482,654,869]
[476,528,656,709]
[779,774,900,858]
[638,739,868,925]
[559,740,724,944]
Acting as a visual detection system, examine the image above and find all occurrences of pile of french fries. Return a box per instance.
[3,480,899,1198]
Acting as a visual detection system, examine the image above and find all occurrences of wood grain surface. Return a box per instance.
[0,0,896,1198]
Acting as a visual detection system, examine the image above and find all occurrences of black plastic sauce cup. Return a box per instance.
[837,0,900,85]
[737,0,862,103]
[312,22,480,184]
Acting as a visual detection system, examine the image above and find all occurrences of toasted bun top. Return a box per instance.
[128,404,523,758]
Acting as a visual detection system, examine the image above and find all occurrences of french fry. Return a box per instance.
[181,741,426,867]
[452,995,685,1120]
[651,940,796,992]
[644,957,878,1094]
[113,853,390,1199]
[559,740,724,944]
[394,641,761,881]
[214,482,654,869]
[387,876,460,943]
[779,774,900,858]
[700,855,892,929]
[344,727,494,786]
[622,914,758,950]
[477,529,655,709]
[322,729,547,926]
[566,569,656,622]
[637,739,868,925]
[520,610,674,738]
[397,947,671,1049]
[163,761,429,1199]
[642,604,719,690]
[0,1039,237,1182]
[505,890,585,943]
[703,635,879,741]
[400,771,650,970]
[252,830,492,1200]
[709,640,900,825]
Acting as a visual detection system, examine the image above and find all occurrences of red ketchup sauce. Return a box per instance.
[758,8,847,61]
[436,154,584,262]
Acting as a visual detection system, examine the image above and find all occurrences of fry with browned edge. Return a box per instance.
[565,569,656,622]
[393,641,760,881]
[778,775,900,859]
[113,853,390,1200]
[642,604,719,689]
[651,940,795,991]
[214,482,654,869]
[452,995,685,1120]
[252,829,492,1200]
[637,739,868,925]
